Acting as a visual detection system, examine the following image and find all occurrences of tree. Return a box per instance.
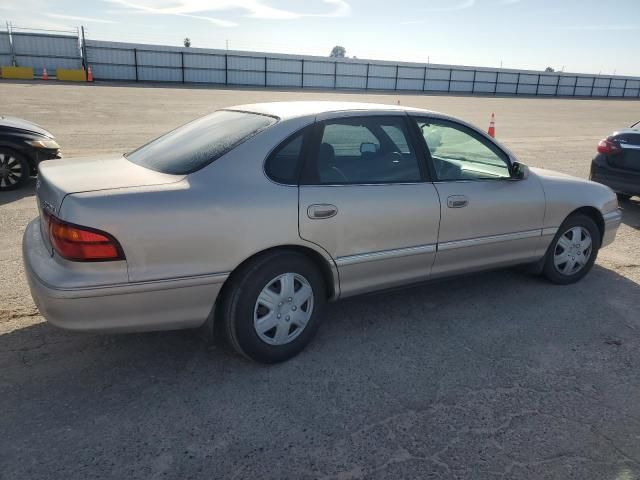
[330,46,346,58]
[544,66,555,72]
[184,37,191,48]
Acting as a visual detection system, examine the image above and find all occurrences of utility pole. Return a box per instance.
[7,21,16,66]
[226,39,229,50]
[80,26,88,70]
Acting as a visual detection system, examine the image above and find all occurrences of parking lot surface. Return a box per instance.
[1,82,639,479]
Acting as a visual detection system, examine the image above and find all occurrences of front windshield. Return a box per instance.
[126,110,277,175]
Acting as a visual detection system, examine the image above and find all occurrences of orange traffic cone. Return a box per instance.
[87,66,93,82]
[488,112,496,138]
[42,68,49,80]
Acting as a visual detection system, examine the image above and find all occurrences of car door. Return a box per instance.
[411,116,546,278]
[298,112,441,297]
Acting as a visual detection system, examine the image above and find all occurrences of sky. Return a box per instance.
[1,0,640,76]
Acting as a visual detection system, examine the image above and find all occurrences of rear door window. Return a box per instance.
[127,110,277,174]
[302,116,422,185]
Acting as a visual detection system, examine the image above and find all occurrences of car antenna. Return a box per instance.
[630,120,640,129]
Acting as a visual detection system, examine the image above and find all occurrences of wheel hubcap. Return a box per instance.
[0,153,23,188]
[253,272,314,346]
[553,226,592,275]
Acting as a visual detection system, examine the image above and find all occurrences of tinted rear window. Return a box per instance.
[126,110,277,174]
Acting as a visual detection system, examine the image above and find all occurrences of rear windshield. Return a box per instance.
[126,110,277,174]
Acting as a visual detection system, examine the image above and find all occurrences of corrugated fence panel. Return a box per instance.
[12,32,78,57]
[228,70,265,85]
[229,56,265,72]
[268,58,301,74]
[426,68,450,80]
[137,50,181,67]
[0,31,11,65]
[450,81,473,92]
[303,73,334,88]
[183,53,225,69]
[425,80,449,91]
[369,64,395,78]
[397,78,423,90]
[267,72,302,87]
[476,71,497,83]
[87,46,135,66]
[138,66,181,82]
[368,76,395,89]
[303,61,334,75]
[336,75,366,89]
[398,66,423,79]
[451,70,474,81]
[337,63,367,76]
[184,69,225,84]
[11,32,81,74]
[92,64,136,81]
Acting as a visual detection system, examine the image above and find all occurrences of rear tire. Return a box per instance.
[221,251,326,363]
[0,149,30,191]
[542,214,600,285]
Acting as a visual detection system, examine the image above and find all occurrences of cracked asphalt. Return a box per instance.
[1,82,640,479]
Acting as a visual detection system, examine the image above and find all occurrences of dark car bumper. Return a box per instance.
[30,148,62,170]
[590,154,640,196]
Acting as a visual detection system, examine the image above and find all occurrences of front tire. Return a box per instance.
[222,251,326,363]
[0,149,30,191]
[542,214,600,285]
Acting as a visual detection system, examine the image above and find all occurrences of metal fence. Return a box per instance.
[2,25,640,99]
[84,39,640,98]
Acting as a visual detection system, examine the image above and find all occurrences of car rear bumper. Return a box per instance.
[23,219,227,333]
[590,161,640,196]
[602,209,622,248]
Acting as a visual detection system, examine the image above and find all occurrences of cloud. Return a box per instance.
[47,13,116,24]
[106,0,350,25]
[560,25,639,31]
[400,20,425,25]
[422,0,475,12]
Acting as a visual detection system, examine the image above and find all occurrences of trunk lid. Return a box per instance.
[37,155,185,216]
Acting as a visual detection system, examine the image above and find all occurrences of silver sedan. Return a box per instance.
[23,102,622,363]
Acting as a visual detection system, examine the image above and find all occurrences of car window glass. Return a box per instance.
[381,124,410,153]
[265,130,305,184]
[127,110,276,175]
[417,120,510,181]
[312,117,421,184]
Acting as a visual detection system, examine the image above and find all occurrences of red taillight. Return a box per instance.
[597,138,622,155]
[46,214,124,262]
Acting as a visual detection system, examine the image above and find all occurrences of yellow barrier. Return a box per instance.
[56,68,87,82]
[1,66,34,80]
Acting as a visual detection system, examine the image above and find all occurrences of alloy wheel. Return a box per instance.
[0,152,24,189]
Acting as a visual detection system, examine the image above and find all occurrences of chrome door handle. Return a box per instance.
[447,195,468,208]
[308,204,338,219]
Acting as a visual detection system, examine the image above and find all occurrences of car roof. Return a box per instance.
[226,101,438,120]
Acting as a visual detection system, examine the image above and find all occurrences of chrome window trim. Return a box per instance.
[438,229,542,251]
[336,244,437,266]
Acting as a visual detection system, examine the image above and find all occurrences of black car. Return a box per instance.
[590,121,640,201]
[0,116,62,191]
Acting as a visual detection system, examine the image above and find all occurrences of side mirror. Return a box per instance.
[511,161,529,180]
[360,142,378,154]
